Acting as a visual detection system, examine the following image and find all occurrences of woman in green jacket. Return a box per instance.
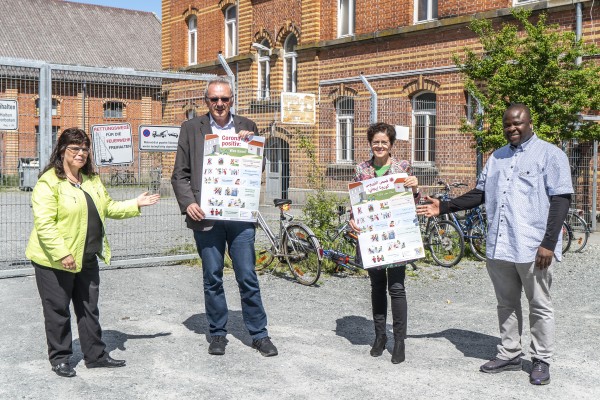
[26,128,159,378]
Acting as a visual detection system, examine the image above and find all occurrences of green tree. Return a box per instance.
[454,9,600,152]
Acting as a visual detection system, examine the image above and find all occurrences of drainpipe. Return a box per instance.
[217,52,236,114]
[359,72,377,125]
[575,2,597,229]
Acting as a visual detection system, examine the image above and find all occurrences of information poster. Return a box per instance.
[200,134,265,222]
[139,125,180,151]
[91,123,134,166]
[348,173,425,268]
[0,100,18,130]
[280,92,316,125]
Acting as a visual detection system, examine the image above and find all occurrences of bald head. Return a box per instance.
[503,104,533,146]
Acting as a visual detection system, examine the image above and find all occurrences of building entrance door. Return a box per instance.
[264,137,289,202]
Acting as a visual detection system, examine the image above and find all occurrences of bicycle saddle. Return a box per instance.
[273,199,292,207]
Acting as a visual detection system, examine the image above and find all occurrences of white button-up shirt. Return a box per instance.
[476,134,573,262]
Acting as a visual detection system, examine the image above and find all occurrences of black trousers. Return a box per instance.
[33,254,107,366]
[368,265,407,339]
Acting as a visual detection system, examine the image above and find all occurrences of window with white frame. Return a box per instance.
[338,0,355,37]
[284,34,298,93]
[257,39,271,100]
[336,97,354,162]
[513,0,540,5]
[412,92,436,164]
[415,0,438,23]
[104,101,124,119]
[188,16,197,65]
[225,6,237,57]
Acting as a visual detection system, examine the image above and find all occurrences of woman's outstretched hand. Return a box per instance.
[137,192,160,208]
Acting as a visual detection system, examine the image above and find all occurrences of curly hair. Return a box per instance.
[40,127,96,179]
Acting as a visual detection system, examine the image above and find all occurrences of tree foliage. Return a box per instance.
[454,9,600,152]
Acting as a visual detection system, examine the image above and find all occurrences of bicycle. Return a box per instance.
[110,169,137,186]
[561,220,572,254]
[320,206,417,272]
[418,211,465,267]
[250,199,322,286]
[436,180,487,261]
[564,208,590,253]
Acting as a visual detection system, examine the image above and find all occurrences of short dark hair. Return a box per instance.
[41,127,96,178]
[366,122,396,146]
[505,103,532,122]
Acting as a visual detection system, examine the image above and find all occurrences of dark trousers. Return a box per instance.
[33,254,106,366]
[368,265,407,339]
[193,221,268,340]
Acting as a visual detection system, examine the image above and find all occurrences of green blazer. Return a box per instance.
[26,169,140,272]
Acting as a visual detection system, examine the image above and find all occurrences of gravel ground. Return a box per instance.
[1,242,599,399]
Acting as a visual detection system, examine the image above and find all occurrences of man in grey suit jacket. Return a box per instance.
[171,77,277,357]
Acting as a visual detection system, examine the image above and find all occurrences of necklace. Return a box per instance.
[66,172,82,188]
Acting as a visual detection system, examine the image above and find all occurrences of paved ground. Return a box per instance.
[1,239,599,399]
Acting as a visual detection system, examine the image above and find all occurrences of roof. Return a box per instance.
[0,0,161,70]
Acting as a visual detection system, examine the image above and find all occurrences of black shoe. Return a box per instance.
[370,335,387,357]
[208,335,227,355]
[480,356,522,373]
[252,336,278,357]
[52,362,76,377]
[391,339,405,364]
[86,355,126,368]
[530,359,550,385]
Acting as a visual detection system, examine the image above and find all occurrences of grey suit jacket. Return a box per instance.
[171,113,259,231]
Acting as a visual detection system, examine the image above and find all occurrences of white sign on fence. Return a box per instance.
[0,100,18,130]
[280,92,316,125]
[139,125,180,151]
[91,123,134,166]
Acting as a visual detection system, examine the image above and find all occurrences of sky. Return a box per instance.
[66,0,162,20]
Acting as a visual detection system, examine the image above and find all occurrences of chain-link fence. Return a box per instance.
[1,59,598,273]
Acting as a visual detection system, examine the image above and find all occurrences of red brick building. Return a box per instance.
[162,0,599,205]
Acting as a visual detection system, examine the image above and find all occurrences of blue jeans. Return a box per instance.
[193,221,268,340]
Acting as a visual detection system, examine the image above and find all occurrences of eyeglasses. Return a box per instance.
[371,141,391,147]
[207,97,231,103]
[66,146,90,154]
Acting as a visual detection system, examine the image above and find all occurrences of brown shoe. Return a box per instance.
[480,356,522,373]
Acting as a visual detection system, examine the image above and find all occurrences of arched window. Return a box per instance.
[188,16,197,65]
[283,34,298,93]
[224,6,237,57]
[412,92,436,164]
[104,101,124,119]
[257,39,271,100]
[336,97,354,162]
[338,0,355,37]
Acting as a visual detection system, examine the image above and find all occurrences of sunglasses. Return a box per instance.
[207,97,231,103]
[66,146,90,154]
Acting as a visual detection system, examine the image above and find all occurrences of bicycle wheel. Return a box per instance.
[468,213,487,262]
[427,219,464,267]
[561,221,572,254]
[282,223,322,286]
[110,173,119,186]
[566,213,589,253]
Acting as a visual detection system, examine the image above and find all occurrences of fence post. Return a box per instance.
[359,73,377,125]
[593,141,598,231]
[38,64,52,169]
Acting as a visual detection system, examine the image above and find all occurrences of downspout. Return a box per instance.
[359,72,377,125]
[575,2,597,229]
[218,52,236,114]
